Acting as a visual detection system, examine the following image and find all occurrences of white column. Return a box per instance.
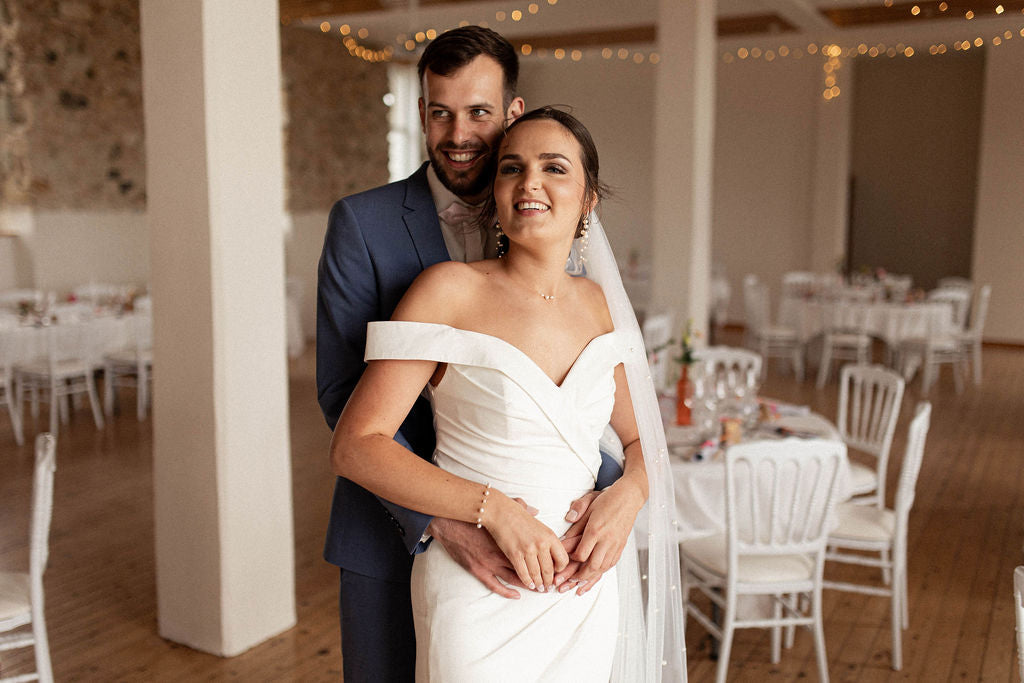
[810,58,853,275]
[140,0,295,656]
[650,0,716,338]
[972,38,1024,343]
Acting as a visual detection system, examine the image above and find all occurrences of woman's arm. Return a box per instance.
[330,265,570,591]
[558,362,649,595]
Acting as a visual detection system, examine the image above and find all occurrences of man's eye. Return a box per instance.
[431,110,451,120]
[471,109,489,117]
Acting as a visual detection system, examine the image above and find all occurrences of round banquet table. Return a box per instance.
[777,298,954,348]
[663,406,850,543]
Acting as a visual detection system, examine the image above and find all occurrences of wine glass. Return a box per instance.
[739,366,761,430]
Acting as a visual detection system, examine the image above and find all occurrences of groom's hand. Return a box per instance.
[428,500,537,600]
[555,491,606,594]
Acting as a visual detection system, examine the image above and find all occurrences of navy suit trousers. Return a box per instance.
[339,568,416,682]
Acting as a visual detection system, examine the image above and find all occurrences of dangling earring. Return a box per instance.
[495,220,507,258]
[576,216,590,262]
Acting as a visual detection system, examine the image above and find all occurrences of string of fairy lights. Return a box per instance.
[721,4,1024,100]
[292,0,660,66]
[290,0,1024,98]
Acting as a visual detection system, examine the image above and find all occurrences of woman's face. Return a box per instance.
[493,119,590,250]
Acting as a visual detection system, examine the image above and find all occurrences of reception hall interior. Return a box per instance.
[1,0,1023,681]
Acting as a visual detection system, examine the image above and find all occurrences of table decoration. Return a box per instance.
[674,319,698,426]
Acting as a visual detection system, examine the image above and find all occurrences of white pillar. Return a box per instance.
[810,58,853,275]
[972,37,1024,343]
[140,0,295,656]
[650,0,716,337]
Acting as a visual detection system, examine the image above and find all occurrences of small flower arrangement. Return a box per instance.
[675,319,698,367]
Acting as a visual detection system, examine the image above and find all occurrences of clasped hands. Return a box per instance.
[429,482,645,599]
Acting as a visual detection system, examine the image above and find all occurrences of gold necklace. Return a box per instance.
[503,261,558,301]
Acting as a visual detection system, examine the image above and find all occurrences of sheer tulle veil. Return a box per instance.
[570,213,687,682]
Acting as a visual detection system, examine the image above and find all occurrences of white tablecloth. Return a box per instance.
[0,315,140,366]
[667,413,849,542]
[778,298,954,347]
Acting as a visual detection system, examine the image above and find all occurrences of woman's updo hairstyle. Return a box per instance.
[478,106,611,240]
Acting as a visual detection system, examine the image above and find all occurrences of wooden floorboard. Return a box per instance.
[0,332,1022,681]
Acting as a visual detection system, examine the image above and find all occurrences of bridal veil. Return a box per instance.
[574,214,687,682]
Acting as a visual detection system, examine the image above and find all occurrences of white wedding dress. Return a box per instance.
[366,320,627,682]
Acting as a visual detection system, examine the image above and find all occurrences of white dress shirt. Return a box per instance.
[427,165,488,263]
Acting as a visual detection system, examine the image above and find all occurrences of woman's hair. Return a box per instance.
[478,106,611,241]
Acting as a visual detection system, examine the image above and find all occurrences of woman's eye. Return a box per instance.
[498,164,521,175]
[545,165,566,174]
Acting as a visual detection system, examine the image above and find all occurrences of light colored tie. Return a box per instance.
[438,203,484,262]
[438,202,481,229]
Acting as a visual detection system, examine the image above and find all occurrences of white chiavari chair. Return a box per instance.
[743,276,804,381]
[0,433,56,683]
[14,322,105,437]
[838,364,904,508]
[816,302,871,389]
[102,297,153,421]
[681,438,845,683]
[694,346,762,388]
[955,284,991,386]
[927,287,971,331]
[1015,566,1024,682]
[0,322,26,445]
[824,402,932,671]
[897,308,968,394]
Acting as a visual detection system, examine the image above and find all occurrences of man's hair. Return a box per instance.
[417,26,519,107]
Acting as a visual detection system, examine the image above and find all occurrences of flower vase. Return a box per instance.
[676,365,691,426]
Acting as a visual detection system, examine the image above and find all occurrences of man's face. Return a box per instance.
[419,55,524,204]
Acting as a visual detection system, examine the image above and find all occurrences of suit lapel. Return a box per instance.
[403,163,450,268]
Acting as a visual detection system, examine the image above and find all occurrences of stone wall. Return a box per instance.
[1,0,144,209]
[0,1,390,212]
[281,26,390,210]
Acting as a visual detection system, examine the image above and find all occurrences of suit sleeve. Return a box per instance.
[316,198,434,555]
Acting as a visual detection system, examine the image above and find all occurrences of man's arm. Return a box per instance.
[316,198,433,554]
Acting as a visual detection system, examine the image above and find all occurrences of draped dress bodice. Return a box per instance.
[364,320,626,682]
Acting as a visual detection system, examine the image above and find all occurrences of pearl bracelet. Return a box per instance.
[475,483,492,529]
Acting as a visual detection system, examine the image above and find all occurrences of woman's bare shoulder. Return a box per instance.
[392,261,486,324]
[572,276,615,333]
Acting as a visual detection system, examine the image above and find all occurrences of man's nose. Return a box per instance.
[449,114,472,145]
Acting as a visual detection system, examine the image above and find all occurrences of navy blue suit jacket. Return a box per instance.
[318,163,444,581]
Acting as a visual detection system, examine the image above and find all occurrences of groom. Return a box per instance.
[317,26,619,681]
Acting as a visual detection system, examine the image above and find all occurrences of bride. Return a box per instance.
[331,107,685,681]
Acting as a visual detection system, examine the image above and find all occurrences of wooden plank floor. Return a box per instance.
[1,331,1022,682]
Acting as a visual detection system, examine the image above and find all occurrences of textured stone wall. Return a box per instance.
[281,26,390,210]
[5,0,145,209]
[0,1,390,211]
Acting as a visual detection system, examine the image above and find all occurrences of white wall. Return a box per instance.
[26,211,150,293]
[973,40,1024,344]
[518,55,656,266]
[286,211,329,337]
[712,55,822,323]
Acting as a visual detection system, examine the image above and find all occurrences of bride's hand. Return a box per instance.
[563,481,645,595]
[486,492,569,591]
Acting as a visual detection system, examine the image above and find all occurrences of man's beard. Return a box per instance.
[427,144,497,201]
